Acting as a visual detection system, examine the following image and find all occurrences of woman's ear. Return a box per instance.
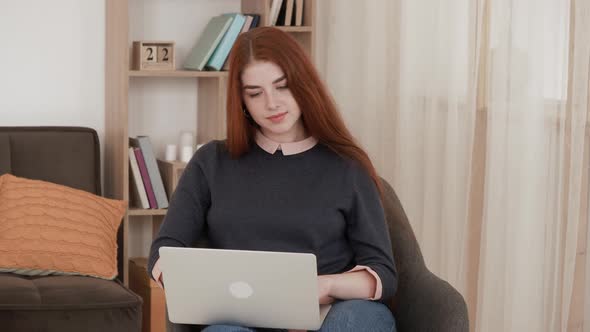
[242,107,252,118]
[242,104,257,126]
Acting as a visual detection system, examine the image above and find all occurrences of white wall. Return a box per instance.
[0,0,105,156]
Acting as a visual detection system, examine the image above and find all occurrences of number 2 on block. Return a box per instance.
[158,46,171,63]
[143,46,156,63]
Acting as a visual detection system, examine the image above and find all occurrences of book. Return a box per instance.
[131,136,169,209]
[276,0,287,26]
[205,13,247,71]
[284,0,294,26]
[295,0,304,26]
[269,0,283,26]
[241,15,254,33]
[184,15,234,71]
[129,147,150,209]
[250,14,261,29]
[222,14,254,71]
[133,147,157,209]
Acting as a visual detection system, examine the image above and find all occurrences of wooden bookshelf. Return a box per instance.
[105,0,317,287]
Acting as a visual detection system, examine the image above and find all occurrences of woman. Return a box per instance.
[148,27,397,332]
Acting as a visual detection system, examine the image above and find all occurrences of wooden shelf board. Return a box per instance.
[128,208,168,216]
[274,26,312,33]
[128,70,229,78]
[157,159,187,169]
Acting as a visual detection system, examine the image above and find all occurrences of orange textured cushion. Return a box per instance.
[0,174,127,279]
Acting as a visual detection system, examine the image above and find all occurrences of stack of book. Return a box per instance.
[269,0,305,27]
[128,136,169,209]
[184,13,261,71]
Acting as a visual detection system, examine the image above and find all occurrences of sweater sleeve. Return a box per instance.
[147,153,211,281]
[345,163,398,302]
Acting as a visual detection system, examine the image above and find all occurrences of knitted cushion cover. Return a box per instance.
[0,174,126,279]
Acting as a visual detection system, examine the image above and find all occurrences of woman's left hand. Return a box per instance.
[286,276,334,332]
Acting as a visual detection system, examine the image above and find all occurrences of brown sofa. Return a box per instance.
[0,127,142,332]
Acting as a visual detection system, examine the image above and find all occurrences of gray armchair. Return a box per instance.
[381,178,468,331]
[166,178,469,332]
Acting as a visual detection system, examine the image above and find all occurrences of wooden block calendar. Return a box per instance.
[132,41,175,70]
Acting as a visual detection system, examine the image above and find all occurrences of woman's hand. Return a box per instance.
[156,273,164,289]
[318,275,335,305]
[318,269,377,301]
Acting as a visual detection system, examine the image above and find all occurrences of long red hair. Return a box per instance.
[225,27,383,199]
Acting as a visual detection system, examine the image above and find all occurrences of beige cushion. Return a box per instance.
[0,174,127,279]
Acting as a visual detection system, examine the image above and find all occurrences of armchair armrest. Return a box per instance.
[393,268,469,332]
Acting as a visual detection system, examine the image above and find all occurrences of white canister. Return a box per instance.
[164,144,177,161]
[179,131,194,149]
[180,145,193,163]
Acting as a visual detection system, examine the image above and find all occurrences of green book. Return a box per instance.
[184,15,234,70]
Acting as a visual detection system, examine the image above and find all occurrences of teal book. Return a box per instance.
[205,13,247,71]
[184,15,234,70]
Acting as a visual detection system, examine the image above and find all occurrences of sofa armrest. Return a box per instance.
[393,269,468,332]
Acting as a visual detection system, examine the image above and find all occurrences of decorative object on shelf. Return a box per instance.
[132,41,175,71]
[180,146,193,163]
[179,131,194,148]
[178,131,195,163]
[165,144,178,162]
[157,159,188,199]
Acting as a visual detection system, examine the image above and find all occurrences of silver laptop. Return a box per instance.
[158,247,332,330]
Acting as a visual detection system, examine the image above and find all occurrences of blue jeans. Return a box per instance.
[201,299,397,332]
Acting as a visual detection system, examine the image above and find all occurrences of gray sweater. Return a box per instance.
[148,140,398,302]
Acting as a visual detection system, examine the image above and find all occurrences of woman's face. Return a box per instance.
[241,60,306,142]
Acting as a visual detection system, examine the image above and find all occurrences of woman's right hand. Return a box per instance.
[152,259,165,289]
[318,275,335,305]
[157,274,164,289]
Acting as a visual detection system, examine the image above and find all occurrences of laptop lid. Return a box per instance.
[158,247,330,330]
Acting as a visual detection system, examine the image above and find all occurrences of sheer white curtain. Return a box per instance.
[316,0,590,331]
